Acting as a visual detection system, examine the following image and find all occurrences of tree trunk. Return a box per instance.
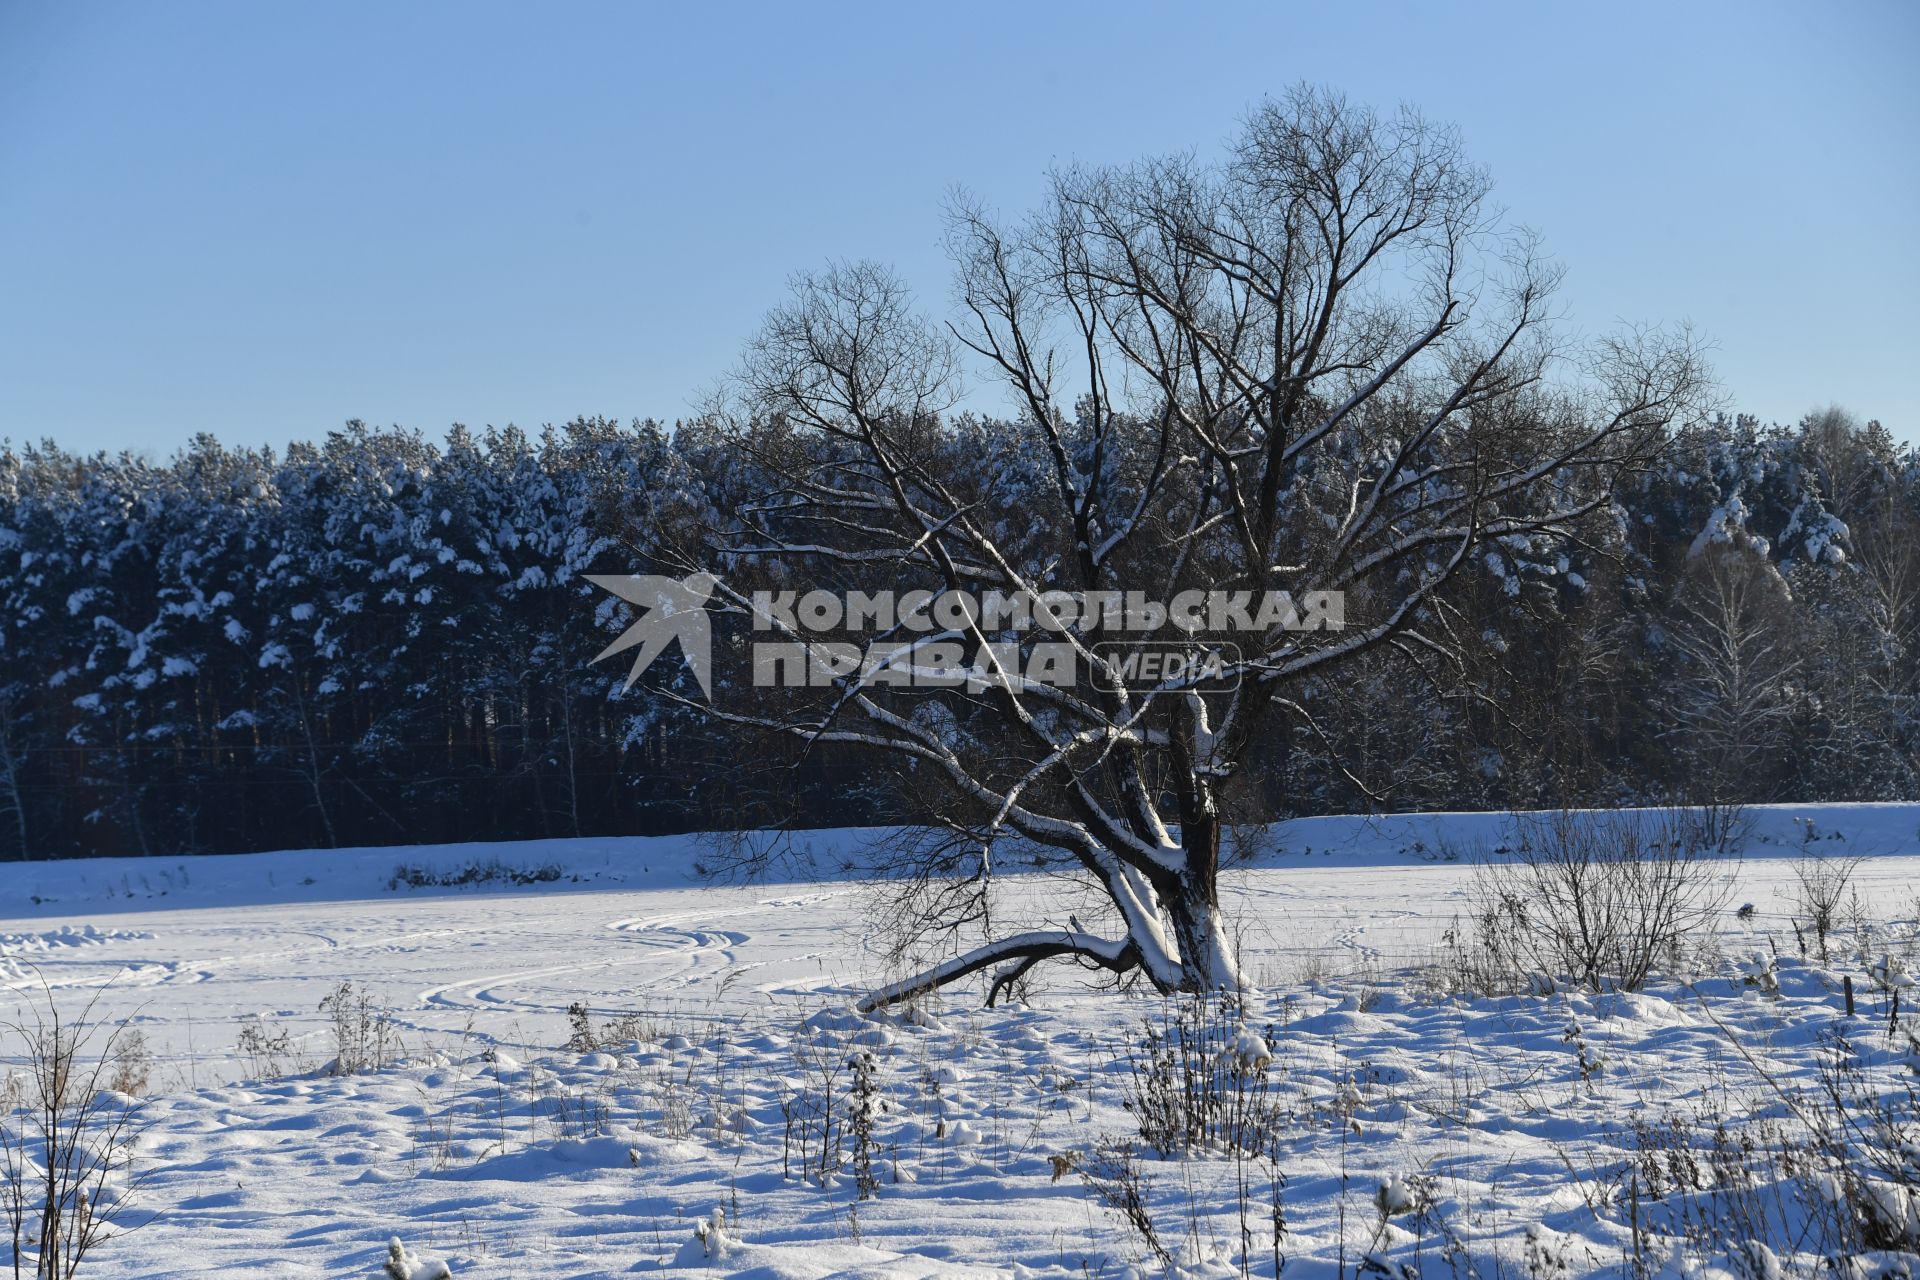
[1165,819,1241,993]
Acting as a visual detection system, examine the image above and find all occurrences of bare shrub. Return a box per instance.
[1,989,148,1278]
[318,981,398,1076]
[234,1015,295,1082]
[1121,993,1283,1159]
[562,1002,680,1054]
[777,1028,855,1185]
[847,1050,880,1202]
[1791,852,1860,964]
[1613,1014,1920,1274]
[1079,1138,1173,1270]
[563,1003,602,1054]
[1682,797,1750,855]
[103,1033,150,1100]
[1626,1108,1826,1272]
[1623,1044,1920,1268]
[1465,808,1730,993]
[387,859,562,891]
[530,1071,611,1143]
[1805,1031,1920,1252]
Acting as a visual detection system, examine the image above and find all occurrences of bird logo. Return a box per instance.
[586,572,717,698]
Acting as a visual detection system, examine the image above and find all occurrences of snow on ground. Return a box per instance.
[2,803,1918,1277]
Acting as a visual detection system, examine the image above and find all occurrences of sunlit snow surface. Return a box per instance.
[2,804,1917,1277]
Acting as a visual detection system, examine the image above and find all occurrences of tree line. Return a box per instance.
[0,405,1911,862]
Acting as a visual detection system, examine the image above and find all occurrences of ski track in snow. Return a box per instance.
[0,805,1917,1277]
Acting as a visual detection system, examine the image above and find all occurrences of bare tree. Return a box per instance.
[1852,488,1920,785]
[1661,542,1802,812]
[0,684,29,859]
[660,87,1707,1007]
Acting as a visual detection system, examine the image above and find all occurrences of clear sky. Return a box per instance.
[2,0,1916,457]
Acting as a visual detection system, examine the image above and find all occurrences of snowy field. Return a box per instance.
[3,804,1919,1278]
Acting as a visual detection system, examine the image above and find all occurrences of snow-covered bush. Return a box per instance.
[681,1207,737,1262]
[1563,1020,1606,1085]
[1740,950,1781,995]
[381,1236,451,1279]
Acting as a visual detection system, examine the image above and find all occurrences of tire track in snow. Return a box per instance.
[415,912,743,1016]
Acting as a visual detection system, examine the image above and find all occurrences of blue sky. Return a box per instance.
[2,0,1916,456]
